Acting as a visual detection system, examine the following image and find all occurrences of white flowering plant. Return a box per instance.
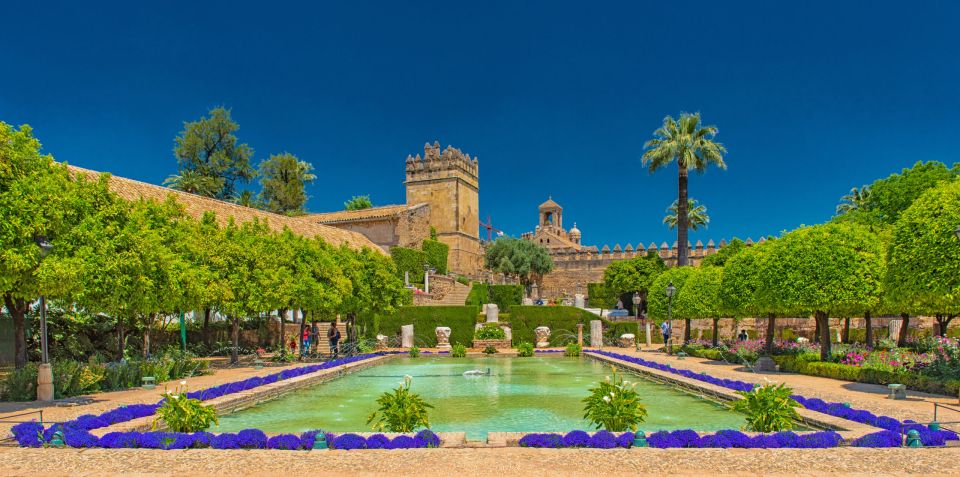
[581,366,647,432]
[152,381,219,432]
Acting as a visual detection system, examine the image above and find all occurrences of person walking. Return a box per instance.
[661,321,672,353]
[310,321,320,354]
[327,323,342,359]
[301,326,311,358]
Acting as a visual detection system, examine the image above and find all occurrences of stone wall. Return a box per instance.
[398,204,432,248]
[539,269,603,300]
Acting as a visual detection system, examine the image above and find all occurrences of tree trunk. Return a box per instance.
[842,317,850,344]
[230,315,240,364]
[813,317,821,343]
[817,311,831,361]
[117,319,126,360]
[677,168,689,266]
[711,318,719,347]
[935,314,955,337]
[897,313,910,347]
[4,294,29,369]
[765,314,776,356]
[202,308,211,348]
[683,318,691,343]
[297,309,306,357]
[278,308,287,355]
[864,310,873,348]
[142,313,156,359]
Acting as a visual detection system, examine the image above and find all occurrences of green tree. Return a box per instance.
[216,219,273,363]
[647,266,696,342]
[258,153,316,215]
[165,107,256,200]
[344,195,373,211]
[179,212,233,348]
[700,238,746,267]
[602,254,665,314]
[484,237,554,287]
[336,245,410,341]
[886,179,960,338]
[642,113,727,266]
[673,266,724,347]
[835,161,958,225]
[756,223,884,360]
[835,186,871,215]
[0,123,102,367]
[718,243,775,353]
[663,198,709,231]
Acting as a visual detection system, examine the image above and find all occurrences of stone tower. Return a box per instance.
[405,141,482,276]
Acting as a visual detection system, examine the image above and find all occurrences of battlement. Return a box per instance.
[405,141,479,187]
[546,237,767,269]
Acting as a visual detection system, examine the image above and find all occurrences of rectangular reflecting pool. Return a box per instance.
[215,356,749,439]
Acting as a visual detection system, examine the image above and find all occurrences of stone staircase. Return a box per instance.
[421,281,472,306]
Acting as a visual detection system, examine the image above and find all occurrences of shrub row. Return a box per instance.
[376,306,478,347]
[773,356,960,396]
[586,283,617,309]
[509,306,600,345]
[465,284,524,310]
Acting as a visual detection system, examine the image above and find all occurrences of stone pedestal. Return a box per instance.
[37,363,54,401]
[620,333,636,348]
[485,304,500,323]
[375,334,389,350]
[889,319,903,340]
[401,325,415,348]
[535,326,551,348]
[645,322,652,348]
[590,320,603,348]
[755,356,777,372]
[574,294,585,308]
[522,297,534,305]
[502,326,512,342]
[577,323,584,346]
[435,327,452,349]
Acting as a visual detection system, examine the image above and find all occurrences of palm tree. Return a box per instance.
[664,199,709,231]
[643,113,727,266]
[835,186,870,215]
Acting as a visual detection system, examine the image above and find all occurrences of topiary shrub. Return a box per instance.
[517,342,534,357]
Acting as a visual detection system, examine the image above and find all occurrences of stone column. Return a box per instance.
[574,294,585,308]
[645,321,652,348]
[485,304,500,323]
[889,319,902,341]
[590,320,603,348]
[577,323,584,346]
[401,325,415,348]
[37,363,54,401]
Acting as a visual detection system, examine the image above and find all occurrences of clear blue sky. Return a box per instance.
[3,1,958,248]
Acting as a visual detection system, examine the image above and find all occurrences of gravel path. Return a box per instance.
[1,447,958,476]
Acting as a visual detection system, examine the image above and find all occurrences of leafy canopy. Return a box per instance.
[485,237,554,286]
[344,195,373,211]
[258,153,316,215]
[164,107,255,200]
[646,266,696,321]
[602,253,665,296]
[672,265,723,320]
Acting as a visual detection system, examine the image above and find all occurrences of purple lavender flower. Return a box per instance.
[589,430,617,449]
[332,433,368,450]
[63,428,99,448]
[236,429,268,449]
[415,429,441,448]
[267,434,303,450]
[518,433,563,448]
[11,422,44,447]
[366,433,391,449]
[561,430,591,447]
[191,432,214,448]
[99,432,141,448]
[615,432,634,448]
[852,430,902,448]
[647,431,681,448]
[210,433,241,449]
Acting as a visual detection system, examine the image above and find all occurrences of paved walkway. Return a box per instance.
[615,348,959,425]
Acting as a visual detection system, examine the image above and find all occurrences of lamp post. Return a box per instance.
[665,281,676,353]
[632,292,642,351]
[423,263,431,294]
[35,237,54,401]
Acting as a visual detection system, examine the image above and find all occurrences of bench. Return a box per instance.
[142,376,156,390]
[888,383,907,400]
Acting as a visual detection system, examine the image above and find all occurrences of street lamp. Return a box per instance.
[665,281,676,353]
[35,236,54,401]
[632,292,642,351]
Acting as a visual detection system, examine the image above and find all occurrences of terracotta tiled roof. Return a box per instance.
[304,203,428,224]
[67,165,384,253]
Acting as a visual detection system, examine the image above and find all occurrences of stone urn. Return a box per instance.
[620,333,636,348]
[435,327,452,350]
[375,334,389,350]
[535,326,551,348]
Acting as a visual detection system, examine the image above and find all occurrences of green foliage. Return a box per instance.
[886,179,960,315]
[421,239,449,275]
[602,253,665,296]
[153,385,219,432]
[508,306,597,345]
[258,153,316,215]
[367,375,433,432]
[646,266,696,321]
[840,161,959,225]
[732,382,801,432]
[450,343,467,357]
[718,243,768,318]
[485,237,554,286]
[465,283,524,311]
[663,198,710,231]
[474,325,506,340]
[672,266,723,320]
[700,238,747,267]
[390,246,427,282]
[344,195,373,210]
[164,107,255,200]
[582,366,648,432]
[565,343,583,357]
[516,342,534,357]
[408,346,420,358]
[1,363,37,401]
[587,283,617,309]
[483,345,497,355]
[376,306,478,347]
[429,226,438,240]
[52,360,104,399]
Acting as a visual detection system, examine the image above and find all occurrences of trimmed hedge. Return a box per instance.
[376,306,478,347]
[421,240,449,275]
[587,283,617,309]
[773,355,960,396]
[466,284,524,311]
[509,306,599,345]
[390,247,427,282]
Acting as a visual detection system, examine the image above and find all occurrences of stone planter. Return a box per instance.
[436,327,452,350]
[472,339,511,349]
[619,333,635,348]
[535,326,551,348]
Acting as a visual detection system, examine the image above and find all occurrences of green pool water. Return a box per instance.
[215,356,748,439]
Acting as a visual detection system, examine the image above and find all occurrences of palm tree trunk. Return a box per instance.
[897,313,910,347]
[864,310,873,348]
[4,294,29,369]
[677,168,689,266]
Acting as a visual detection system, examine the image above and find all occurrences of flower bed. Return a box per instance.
[588,350,959,447]
[10,353,385,447]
